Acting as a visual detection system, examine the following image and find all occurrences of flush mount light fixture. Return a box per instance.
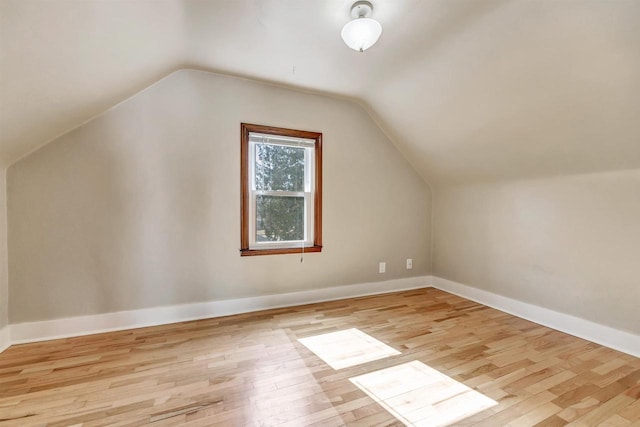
[341,1,382,52]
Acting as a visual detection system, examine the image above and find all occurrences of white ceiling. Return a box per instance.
[2,0,639,183]
[0,0,186,166]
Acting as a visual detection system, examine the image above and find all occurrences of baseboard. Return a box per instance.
[432,276,640,358]
[8,275,635,358]
[0,325,9,353]
[8,275,432,346]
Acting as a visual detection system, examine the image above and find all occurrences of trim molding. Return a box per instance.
[4,275,637,359]
[432,276,640,358]
[0,325,9,353]
[8,276,432,346]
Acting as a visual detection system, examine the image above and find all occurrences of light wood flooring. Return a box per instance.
[0,288,639,426]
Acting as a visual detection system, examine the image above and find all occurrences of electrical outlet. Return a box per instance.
[406,258,413,269]
[379,262,386,273]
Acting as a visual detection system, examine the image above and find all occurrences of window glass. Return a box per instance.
[255,144,305,192]
[255,195,305,242]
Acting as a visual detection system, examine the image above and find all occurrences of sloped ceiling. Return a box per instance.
[2,0,639,183]
[0,0,186,166]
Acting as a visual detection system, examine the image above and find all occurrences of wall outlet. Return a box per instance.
[406,258,413,269]
[379,262,386,273]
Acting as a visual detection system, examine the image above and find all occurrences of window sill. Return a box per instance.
[240,245,323,257]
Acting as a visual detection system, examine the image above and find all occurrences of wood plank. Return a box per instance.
[0,288,637,426]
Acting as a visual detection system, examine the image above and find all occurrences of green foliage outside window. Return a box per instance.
[255,143,306,241]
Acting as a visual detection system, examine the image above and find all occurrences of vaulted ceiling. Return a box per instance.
[2,0,639,183]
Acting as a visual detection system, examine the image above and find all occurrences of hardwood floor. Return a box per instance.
[0,288,638,426]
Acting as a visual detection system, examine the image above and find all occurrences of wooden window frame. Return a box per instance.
[240,123,323,256]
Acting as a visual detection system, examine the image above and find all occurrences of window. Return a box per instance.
[241,123,322,256]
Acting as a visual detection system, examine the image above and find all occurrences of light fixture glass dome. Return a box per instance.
[341,17,382,52]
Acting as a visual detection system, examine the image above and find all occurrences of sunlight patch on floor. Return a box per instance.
[297,328,400,370]
[349,360,498,426]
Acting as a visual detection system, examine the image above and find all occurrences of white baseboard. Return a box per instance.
[432,276,640,358]
[5,275,637,359]
[0,325,9,353]
[8,276,432,346]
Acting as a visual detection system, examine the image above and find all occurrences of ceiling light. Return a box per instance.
[341,1,382,52]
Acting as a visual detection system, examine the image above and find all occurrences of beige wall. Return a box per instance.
[0,172,7,331]
[7,70,432,323]
[433,170,640,334]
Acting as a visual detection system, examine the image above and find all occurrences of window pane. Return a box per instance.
[255,143,305,191]
[256,195,304,242]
